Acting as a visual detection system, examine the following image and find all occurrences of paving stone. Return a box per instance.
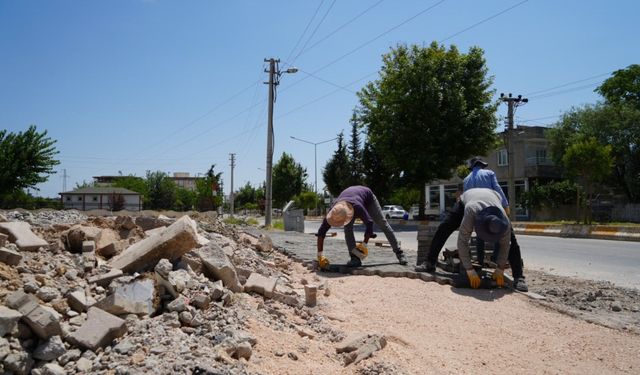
[244,273,277,298]
[68,307,126,351]
[0,246,22,266]
[94,278,157,316]
[109,215,199,273]
[5,290,62,339]
[0,221,48,251]
[304,284,317,307]
[67,290,97,313]
[42,363,66,375]
[196,242,242,292]
[87,269,123,287]
[82,240,96,253]
[0,306,22,336]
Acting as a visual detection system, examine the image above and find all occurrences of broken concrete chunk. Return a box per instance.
[154,258,173,279]
[304,284,318,307]
[63,225,102,253]
[87,269,124,287]
[256,234,273,253]
[166,296,189,313]
[336,333,387,366]
[144,226,166,237]
[115,215,136,230]
[96,242,117,258]
[33,335,66,360]
[68,307,126,351]
[210,280,225,301]
[3,351,34,375]
[109,216,199,273]
[95,277,157,316]
[42,363,66,375]
[0,246,22,266]
[5,290,62,339]
[244,273,277,298]
[196,242,242,292]
[135,216,169,231]
[67,290,96,313]
[191,294,211,310]
[0,306,23,336]
[0,221,48,251]
[0,232,8,247]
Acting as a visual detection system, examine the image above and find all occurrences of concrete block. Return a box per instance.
[82,240,96,252]
[0,221,48,251]
[304,284,317,307]
[196,242,242,292]
[244,273,277,298]
[24,305,62,339]
[94,278,157,316]
[82,252,96,272]
[0,246,22,266]
[33,335,66,360]
[69,307,126,351]
[67,290,96,313]
[109,216,199,273]
[96,242,117,258]
[0,306,22,336]
[64,225,102,252]
[144,226,166,237]
[87,269,123,287]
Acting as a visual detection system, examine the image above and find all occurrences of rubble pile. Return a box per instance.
[0,209,370,374]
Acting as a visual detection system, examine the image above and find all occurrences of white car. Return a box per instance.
[381,205,407,219]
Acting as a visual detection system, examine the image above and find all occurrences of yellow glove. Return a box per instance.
[466,268,481,289]
[492,268,505,287]
[317,255,330,270]
[352,243,369,260]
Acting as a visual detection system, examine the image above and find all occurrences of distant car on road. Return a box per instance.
[381,205,407,219]
[410,205,440,220]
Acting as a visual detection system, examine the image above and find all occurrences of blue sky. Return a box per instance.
[1,0,638,198]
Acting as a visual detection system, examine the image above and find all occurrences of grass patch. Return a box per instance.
[223,216,260,226]
[271,219,284,230]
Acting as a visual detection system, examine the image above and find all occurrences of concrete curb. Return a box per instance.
[513,223,640,242]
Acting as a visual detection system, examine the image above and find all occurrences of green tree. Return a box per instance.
[235,182,258,209]
[357,42,497,218]
[195,165,223,211]
[322,132,351,196]
[362,141,395,202]
[389,187,420,211]
[113,175,147,195]
[294,191,320,214]
[562,137,613,224]
[174,187,196,211]
[145,171,176,210]
[596,64,640,108]
[347,112,364,186]
[0,125,60,195]
[272,152,307,208]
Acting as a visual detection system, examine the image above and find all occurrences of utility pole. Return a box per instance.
[500,93,528,221]
[229,153,236,216]
[62,169,68,192]
[263,58,298,227]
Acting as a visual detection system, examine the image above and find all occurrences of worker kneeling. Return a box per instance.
[458,188,510,289]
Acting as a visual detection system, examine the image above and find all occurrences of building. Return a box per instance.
[425,125,562,220]
[59,187,142,211]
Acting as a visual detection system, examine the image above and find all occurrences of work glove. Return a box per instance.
[317,255,330,270]
[492,268,505,287]
[466,268,481,289]
[351,242,369,260]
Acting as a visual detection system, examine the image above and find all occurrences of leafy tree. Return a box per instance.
[596,64,640,108]
[347,112,364,186]
[272,152,307,208]
[362,140,395,201]
[195,165,223,211]
[357,42,497,218]
[145,171,176,210]
[113,176,147,196]
[520,180,577,209]
[74,180,96,190]
[322,132,351,196]
[562,137,613,224]
[294,191,320,214]
[174,187,196,211]
[235,182,259,209]
[0,125,60,195]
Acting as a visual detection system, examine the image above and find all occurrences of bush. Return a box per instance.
[521,180,578,209]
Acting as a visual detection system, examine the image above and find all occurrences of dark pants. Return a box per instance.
[426,202,525,279]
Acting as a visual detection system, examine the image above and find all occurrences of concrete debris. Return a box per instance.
[0,246,22,266]
[336,333,387,366]
[5,290,62,339]
[63,225,102,253]
[95,277,158,316]
[244,273,277,298]
[109,215,200,273]
[304,284,318,307]
[0,232,8,247]
[256,234,273,253]
[0,221,48,251]
[32,335,66,361]
[0,306,22,336]
[41,362,66,375]
[67,290,96,313]
[197,242,243,292]
[68,307,126,351]
[96,242,117,258]
[87,268,123,287]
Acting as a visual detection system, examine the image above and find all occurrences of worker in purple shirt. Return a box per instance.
[416,157,528,292]
[316,185,407,268]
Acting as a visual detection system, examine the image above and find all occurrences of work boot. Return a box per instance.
[415,261,435,272]
[513,277,529,292]
[396,252,408,265]
[346,256,362,267]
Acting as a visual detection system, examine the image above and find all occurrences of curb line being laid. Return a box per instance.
[512,223,640,242]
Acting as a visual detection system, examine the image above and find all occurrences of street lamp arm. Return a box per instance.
[290,136,315,145]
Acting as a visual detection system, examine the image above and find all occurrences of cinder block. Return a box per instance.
[0,221,48,251]
[82,241,96,253]
[0,306,23,336]
[0,246,22,266]
[68,307,126,351]
[244,273,277,298]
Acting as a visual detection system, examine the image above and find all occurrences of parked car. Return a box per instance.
[381,205,407,219]
[410,205,441,220]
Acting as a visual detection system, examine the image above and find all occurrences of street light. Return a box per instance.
[264,58,298,228]
[289,136,338,196]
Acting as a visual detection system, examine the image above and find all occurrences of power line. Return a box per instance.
[284,0,326,64]
[291,0,338,64]
[528,81,602,100]
[525,72,611,96]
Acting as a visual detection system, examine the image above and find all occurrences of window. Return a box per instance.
[77,196,83,201]
[497,149,508,166]
[92,196,98,202]
[65,196,71,201]
[535,148,547,163]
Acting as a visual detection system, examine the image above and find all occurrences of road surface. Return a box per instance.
[302,220,640,289]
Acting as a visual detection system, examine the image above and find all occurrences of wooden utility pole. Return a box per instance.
[500,93,528,221]
[229,153,236,216]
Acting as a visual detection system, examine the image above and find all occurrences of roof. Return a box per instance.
[59,187,141,195]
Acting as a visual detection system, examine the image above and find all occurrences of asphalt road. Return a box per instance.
[302,220,640,290]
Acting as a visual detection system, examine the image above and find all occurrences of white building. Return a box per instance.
[59,187,142,211]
